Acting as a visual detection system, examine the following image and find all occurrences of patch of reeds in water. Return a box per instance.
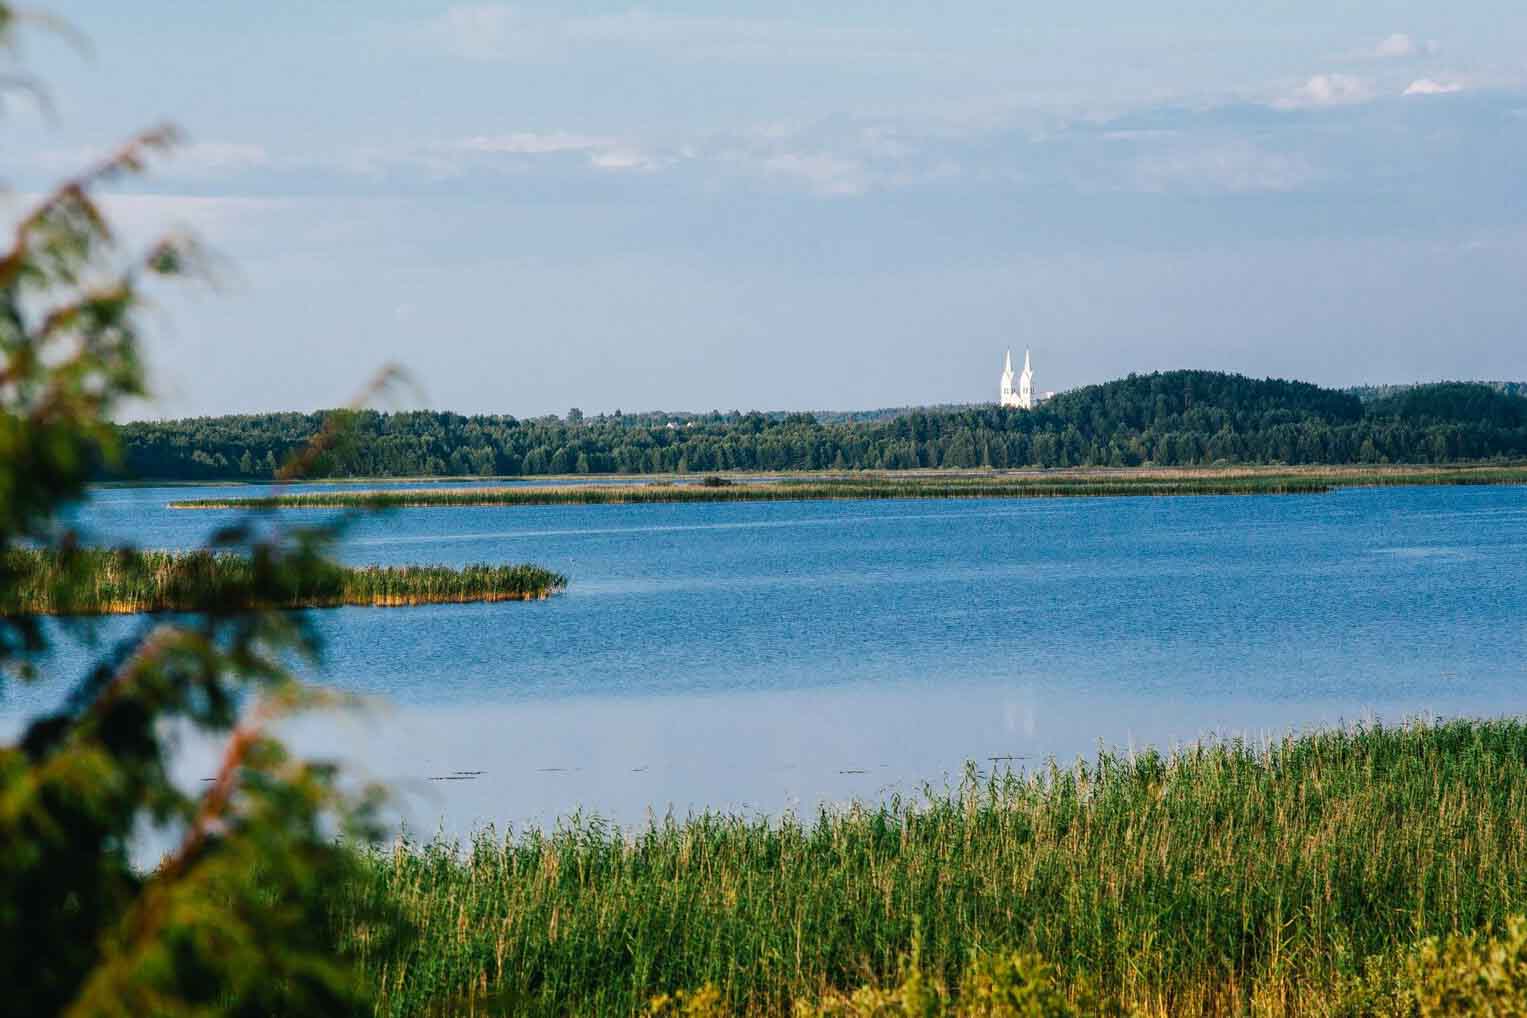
[0,548,566,615]
[339,719,1527,1017]
[169,464,1527,510]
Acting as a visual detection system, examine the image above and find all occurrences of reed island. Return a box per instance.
[0,548,566,615]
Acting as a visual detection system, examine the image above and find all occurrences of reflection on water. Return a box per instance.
[272,683,1519,835]
[7,482,1527,833]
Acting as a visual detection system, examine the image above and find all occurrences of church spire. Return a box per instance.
[1015,348,1035,409]
[1001,347,1039,409]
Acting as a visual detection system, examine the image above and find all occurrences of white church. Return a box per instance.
[999,349,1052,409]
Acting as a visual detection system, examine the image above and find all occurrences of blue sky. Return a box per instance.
[4,2,1525,417]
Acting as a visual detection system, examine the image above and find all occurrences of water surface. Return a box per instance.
[8,482,1525,833]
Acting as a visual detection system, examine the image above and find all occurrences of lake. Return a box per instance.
[5,482,1526,835]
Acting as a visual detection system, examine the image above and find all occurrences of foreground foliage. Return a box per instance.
[1,10,410,1014]
[650,918,1527,1018]
[649,948,1079,1018]
[342,720,1527,1017]
[1,548,566,614]
[169,463,1527,510]
[1337,915,1527,1017]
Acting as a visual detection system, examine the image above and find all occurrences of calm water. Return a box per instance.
[6,483,1526,833]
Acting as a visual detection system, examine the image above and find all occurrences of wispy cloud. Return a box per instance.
[16,75,1515,209]
[1403,78,1463,96]
[1,190,281,232]
[422,4,528,62]
[452,132,668,172]
[31,141,273,178]
[458,132,610,155]
[715,118,959,198]
[757,152,868,197]
[1272,74,1375,110]
[399,4,922,66]
[1131,143,1318,194]
[90,193,290,246]
[168,142,274,176]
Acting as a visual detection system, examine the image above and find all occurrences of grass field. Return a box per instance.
[339,719,1527,1017]
[168,464,1527,510]
[0,548,566,615]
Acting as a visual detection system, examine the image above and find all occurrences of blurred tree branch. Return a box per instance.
[0,6,411,1015]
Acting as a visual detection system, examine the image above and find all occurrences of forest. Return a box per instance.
[110,372,1527,481]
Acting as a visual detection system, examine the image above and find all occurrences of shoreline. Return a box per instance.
[98,459,1527,490]
[165,463,1527,510]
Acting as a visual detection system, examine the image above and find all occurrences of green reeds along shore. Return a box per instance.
[168,464,1527,510]
[0,548,566,615]
[340,719,1527,1018]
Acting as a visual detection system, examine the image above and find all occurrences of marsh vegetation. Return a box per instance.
[341,719,1527,1017]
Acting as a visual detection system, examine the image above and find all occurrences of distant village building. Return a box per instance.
[1001,349,1035,409]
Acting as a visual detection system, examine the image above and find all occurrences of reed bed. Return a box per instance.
[170,464,1527,510]
[0,548,566,615]
[339,719,1527,1017]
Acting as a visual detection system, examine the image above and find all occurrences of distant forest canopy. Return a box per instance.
[1348,380,1527,403]
[110,373,1527,481]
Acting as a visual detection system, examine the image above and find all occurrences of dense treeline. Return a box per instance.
[112,373,1527,480]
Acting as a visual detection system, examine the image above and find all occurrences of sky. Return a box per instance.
[2,2,1525,419]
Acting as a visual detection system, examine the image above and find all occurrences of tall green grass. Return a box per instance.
[0,548,566,615]
[339,719,1527,1017]
[170,465,1527,510]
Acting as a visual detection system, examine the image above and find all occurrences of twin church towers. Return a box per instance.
[999,349,1037,410]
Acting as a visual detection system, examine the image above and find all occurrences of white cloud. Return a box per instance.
[1371,33,1440,59]
[588,147,662,172]
[1402,78,1463,96]
[1272,74,1375,110]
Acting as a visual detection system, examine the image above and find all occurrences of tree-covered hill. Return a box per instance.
[109,372,1527,481]
[1043,371,1364,437]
